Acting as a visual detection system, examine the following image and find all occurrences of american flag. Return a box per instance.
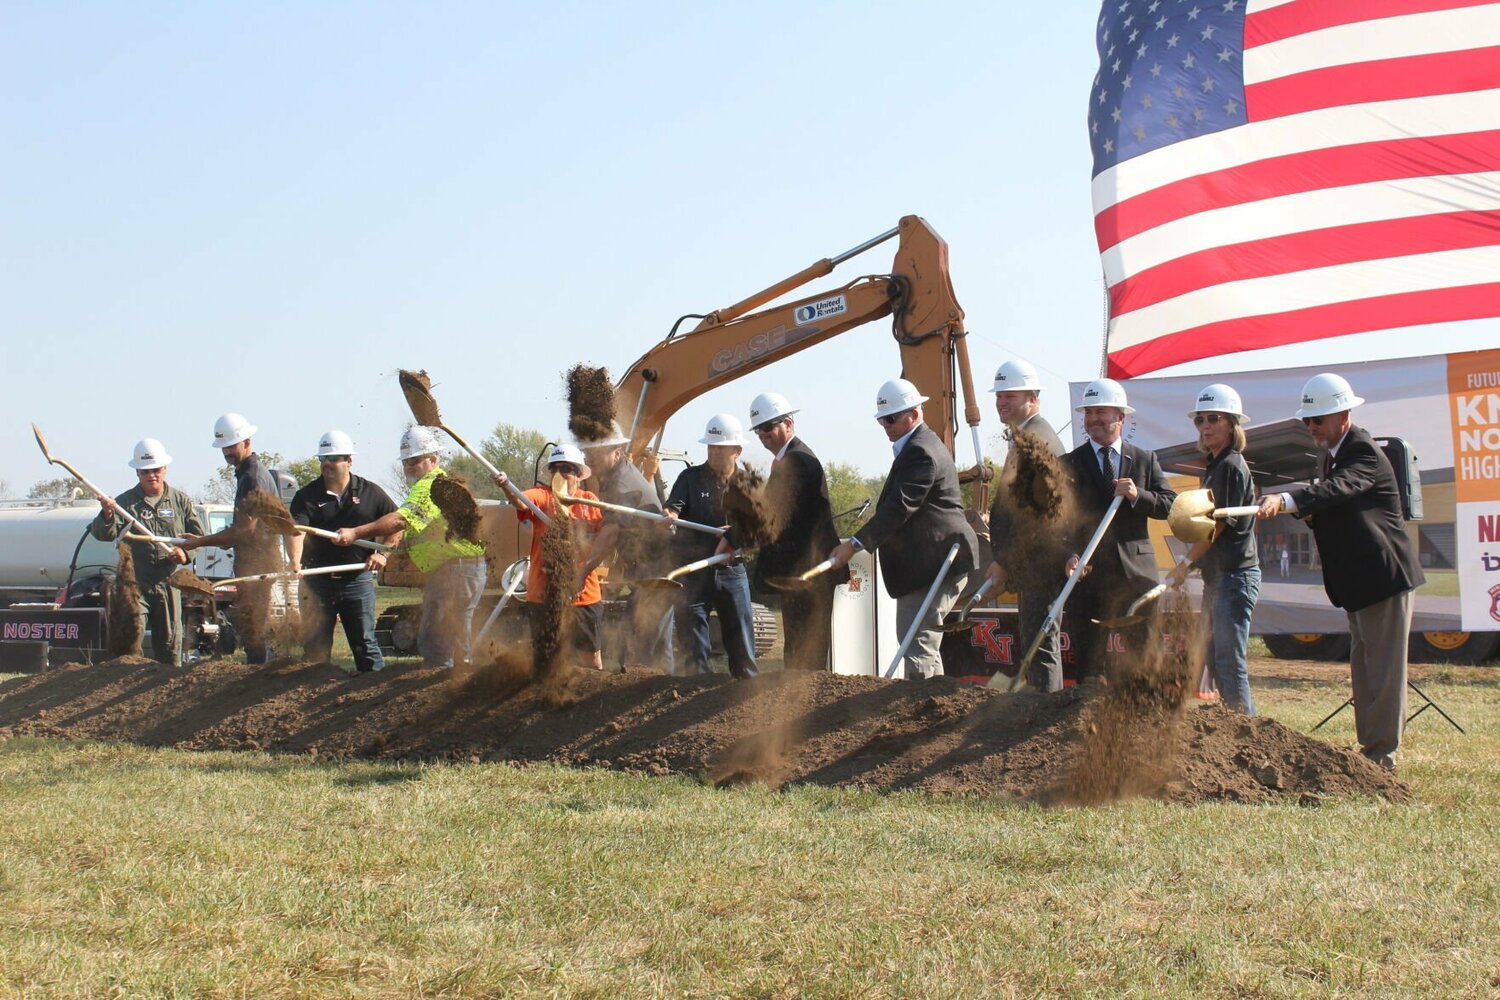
[1090,0,1500,378]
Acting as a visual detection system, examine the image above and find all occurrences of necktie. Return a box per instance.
[1100,446,1114,489]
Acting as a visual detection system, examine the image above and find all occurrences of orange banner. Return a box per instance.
[1447,348,1500,504]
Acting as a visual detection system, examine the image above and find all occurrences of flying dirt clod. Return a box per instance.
[565,364,617,445]
[107,545,144,657]
[430,474,482,543]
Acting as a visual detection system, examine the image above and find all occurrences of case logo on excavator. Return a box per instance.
[711,325,817,376]
[794,295,847,325]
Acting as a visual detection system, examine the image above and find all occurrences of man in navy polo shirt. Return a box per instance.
[286,430,399,672]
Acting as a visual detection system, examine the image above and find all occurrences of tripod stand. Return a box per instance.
[1311,679,1465,733]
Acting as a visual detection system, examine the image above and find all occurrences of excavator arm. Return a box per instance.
[611,216,987,504]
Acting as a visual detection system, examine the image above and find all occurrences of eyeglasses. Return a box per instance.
[876,413,904,426]
[320,455,351,463]
[551,464,581,477]
[1301,416,1327,427]
[1192,413,1223,426]
[753,418,787,434]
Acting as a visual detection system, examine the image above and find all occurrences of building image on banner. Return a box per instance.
[1070,348,1500,663]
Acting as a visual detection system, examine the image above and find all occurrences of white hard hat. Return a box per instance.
[210,413,257,449]
[398,426,443,460]
[1296,372,1364,419]
[316,429,357,457]
[991,359,1042,394]
[873,378,928,420]
[129,438,172,470]
[1074,378,1135,414]
[700,413,747,447]
[578,421,631,449]
[748,391,800,429]
[1190,383,1249,423]
[547,442,592,480]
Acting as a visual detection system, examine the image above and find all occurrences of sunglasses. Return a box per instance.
[753,418,787,434]
[1301,416,1327,427]
[551,463,581,477]
[1192,413,1224,426]
[876,413,904,426]
[320,455,351,463]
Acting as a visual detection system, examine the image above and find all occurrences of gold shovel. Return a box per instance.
[631,552,736,590]
[765,556,841,592]
[1167,488,1261,544]
[1092,581,1177,629]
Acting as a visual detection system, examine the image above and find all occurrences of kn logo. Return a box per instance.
[794,295,848,326]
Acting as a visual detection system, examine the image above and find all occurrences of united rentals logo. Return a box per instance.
[793,295,847,326]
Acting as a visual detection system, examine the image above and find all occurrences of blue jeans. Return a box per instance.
[682,564,758,679]
[300,571,383,673]
[1204,566,1260,715]
[419,557,487,669]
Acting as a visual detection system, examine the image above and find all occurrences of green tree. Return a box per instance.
[824,462,885,535]
[199,451,289,504]
[284,457,322,485]
[28,476,87,500]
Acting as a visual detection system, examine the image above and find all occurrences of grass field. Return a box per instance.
[1,657,1496,998]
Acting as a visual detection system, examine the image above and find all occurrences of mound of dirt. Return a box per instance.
[0,659,1405,805]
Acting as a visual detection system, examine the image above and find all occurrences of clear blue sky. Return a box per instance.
[4,3,1493,499]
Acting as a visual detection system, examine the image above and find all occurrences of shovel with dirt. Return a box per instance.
[936,577,998,633]
[764,556,843,592]
[1092,580,1180,629]
[398,369,553,528]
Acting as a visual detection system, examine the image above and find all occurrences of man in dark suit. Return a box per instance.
[1063,378,1176,684]
[982,359,1067,692]
[829,378,978,679]
[1257,372,1423,771]
[748,391,846,671]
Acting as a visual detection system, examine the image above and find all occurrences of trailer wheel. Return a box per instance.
[1262,632,1351,661]
[1410,630,1500,665]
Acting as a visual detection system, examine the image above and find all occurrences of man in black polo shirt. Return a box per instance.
[286,430,399,672]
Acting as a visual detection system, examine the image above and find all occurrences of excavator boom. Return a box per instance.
[612,216,985,481]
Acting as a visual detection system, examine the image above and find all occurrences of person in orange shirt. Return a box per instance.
[499,444,606,670]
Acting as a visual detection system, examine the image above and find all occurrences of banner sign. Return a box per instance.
[1071,348,1500,634]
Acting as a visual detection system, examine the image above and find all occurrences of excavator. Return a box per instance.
[377,214,992,656]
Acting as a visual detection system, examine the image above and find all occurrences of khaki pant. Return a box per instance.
[1347,589,1413,761]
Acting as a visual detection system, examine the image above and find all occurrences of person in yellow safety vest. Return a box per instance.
[334,427,486,669]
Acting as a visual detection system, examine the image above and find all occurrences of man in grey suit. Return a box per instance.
[982,359,1067,692]
[1062,378,1176,684]
[829,378,978,679]
[1257,372,1423,771]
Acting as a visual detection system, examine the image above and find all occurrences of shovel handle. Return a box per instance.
[215,562,369,589]
[32,423,176,558]
[798,556,840,582]
[474,557,529,647]
[295,524,393,553]
[435,423,554,528]
[559,494,726,536]
[124,533,192,545]
[1213,506,1260,519]
[667,551,736,581]
[993,495,1124,691]
[886,542,962,678]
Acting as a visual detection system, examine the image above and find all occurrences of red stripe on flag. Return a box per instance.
[1246,46,1500,121]
[1246,0,1498,48]
[1106,281,1500,378]
[1094,129,1500,251]
[1109,209,1500,317]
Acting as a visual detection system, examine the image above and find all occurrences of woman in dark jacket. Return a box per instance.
[1169,383,1261,714]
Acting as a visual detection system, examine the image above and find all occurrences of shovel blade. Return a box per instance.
[398,369,443,426]
[31,423,55,463]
